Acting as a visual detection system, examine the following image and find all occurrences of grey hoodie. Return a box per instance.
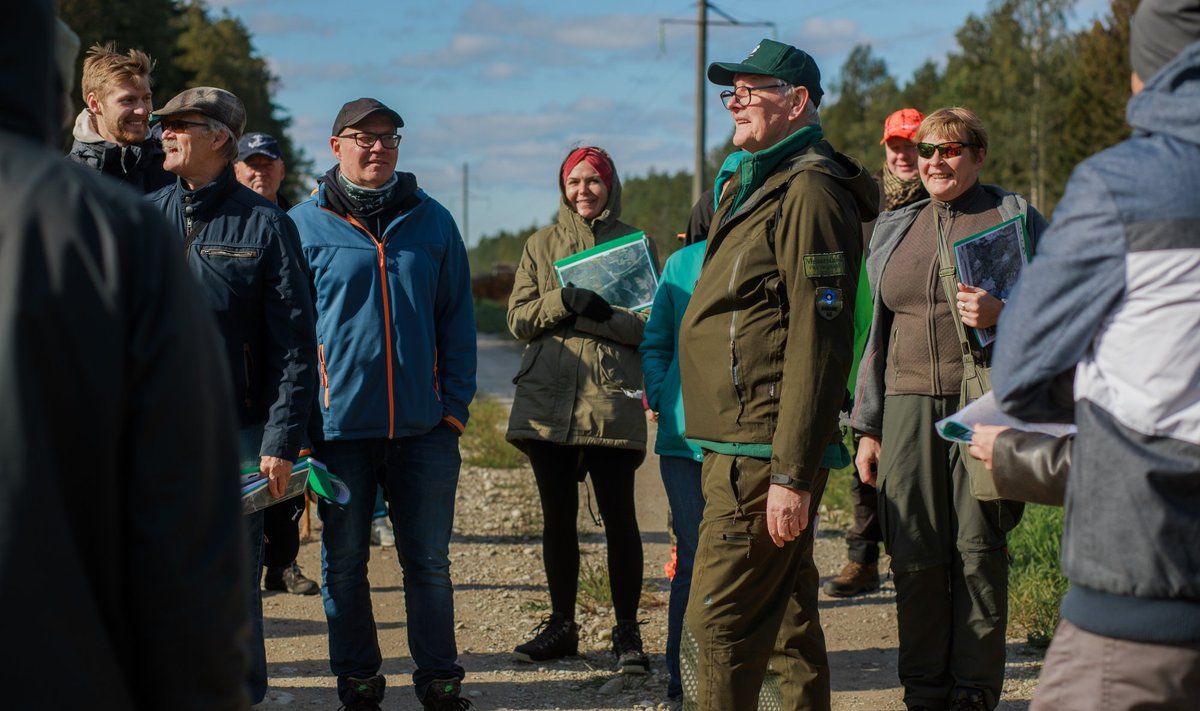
[993,40,1200,643]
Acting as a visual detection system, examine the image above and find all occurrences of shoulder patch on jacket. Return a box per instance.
[815,287,843,319]
[803,252,846,278]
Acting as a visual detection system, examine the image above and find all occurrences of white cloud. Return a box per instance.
[795,17,864,56]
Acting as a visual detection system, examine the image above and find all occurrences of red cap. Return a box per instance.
[880,108,924,144]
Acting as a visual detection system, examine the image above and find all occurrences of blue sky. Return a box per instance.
[210,0,1109,244]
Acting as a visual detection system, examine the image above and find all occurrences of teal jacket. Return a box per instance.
[640,241,706,461]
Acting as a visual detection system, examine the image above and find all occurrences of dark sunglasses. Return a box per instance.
[159,118,209,133]
[916,141,979,159]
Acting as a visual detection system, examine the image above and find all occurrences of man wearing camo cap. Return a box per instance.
[146,86,317,706]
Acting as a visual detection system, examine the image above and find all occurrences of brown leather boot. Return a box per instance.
[822,560,880,597]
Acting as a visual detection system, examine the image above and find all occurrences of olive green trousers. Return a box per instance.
[685,452,831,711]
[879,394,1023,710]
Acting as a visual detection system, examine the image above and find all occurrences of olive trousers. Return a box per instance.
[879,394,1023,710]
[685,452,831,711]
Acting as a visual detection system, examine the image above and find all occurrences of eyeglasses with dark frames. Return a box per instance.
[719,83,787,109]
[159,118,209,133]
[338,132,402,149]
[916,141,979,159]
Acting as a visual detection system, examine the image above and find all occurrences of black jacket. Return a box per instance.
[0,3,250,706]
[66,110,173,193]
[147,166,317,459]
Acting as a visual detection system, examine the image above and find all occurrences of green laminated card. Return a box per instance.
[553,231,659,311]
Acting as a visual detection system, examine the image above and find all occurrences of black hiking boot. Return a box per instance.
[612,619,649,675]
[338,674,384,711]
[421,677,474,710]
[513,612,579,662]
[949,687,988,711]
[263,560,319,595]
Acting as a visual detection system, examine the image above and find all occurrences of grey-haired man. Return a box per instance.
[146,87,317,705]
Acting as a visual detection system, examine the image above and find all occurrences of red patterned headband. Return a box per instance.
[561,147,614,192]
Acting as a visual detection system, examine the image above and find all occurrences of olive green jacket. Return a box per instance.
[505,173,652,451]
[679,138,878,490]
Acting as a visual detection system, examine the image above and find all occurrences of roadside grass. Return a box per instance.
[475,298,514,338]
[462,395,526,469]
[578,557,613,610]
[1007,504,1068,647]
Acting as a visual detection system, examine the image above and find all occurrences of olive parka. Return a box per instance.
[679,137,878,491]
[505,170,653,452]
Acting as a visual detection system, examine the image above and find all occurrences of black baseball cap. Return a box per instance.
[331,98,404,136]
[237,132,282,162]
[708,38,825,107]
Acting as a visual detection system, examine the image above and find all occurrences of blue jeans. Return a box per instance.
[317,424,465,703]
[238,425,268,704]
[660,455,705,701]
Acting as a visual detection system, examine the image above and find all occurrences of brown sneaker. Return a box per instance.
[822,561,879,598]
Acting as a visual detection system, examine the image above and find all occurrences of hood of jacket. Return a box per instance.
[1127,39,1200,147]
[72,108,103,143]
[0,1,59,145]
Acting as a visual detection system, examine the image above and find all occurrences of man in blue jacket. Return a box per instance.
[993,2,1200,708]
[147,86,318,705]
[288,97,477,711]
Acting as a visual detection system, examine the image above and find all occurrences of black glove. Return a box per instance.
[560,286,614,322]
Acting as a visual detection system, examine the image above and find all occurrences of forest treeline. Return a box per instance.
[472,0,1139,271]
[57,0,1138,269]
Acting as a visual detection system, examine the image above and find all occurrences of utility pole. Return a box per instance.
[661,4,776,204]
[462,162,469,248]
[694,2,707,205]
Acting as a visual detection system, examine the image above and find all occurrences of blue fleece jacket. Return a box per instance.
[289,179,476,441]
[641,241,706,461]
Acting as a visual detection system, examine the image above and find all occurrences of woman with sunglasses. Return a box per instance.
[505,146,654,675]
[850,107,1047,711]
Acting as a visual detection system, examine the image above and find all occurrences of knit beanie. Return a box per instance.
[1131,0,1200,82]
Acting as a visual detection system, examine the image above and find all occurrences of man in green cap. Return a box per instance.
[678,38,879,710]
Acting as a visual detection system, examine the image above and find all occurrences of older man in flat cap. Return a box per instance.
[993,1,1200,709]
[677,39,877,710]
[146,87,317,705]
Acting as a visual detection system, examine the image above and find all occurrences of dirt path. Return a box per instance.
[257,335,1041,709]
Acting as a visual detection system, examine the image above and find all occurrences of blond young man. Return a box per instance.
[67,42,171,192]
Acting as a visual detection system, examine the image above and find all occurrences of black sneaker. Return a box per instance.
[612,619,649,675]
[513,613,579,662]
[264,561,319,595]
[421,677,473,710]
[949,687,988,711]
[338,674,384,711]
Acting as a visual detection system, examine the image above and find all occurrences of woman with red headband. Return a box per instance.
[505,146,654,674]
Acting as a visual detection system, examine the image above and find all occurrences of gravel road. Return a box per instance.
[256,334,1040,710]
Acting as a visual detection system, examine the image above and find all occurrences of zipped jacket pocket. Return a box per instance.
[318,343,330,409]
[200,247,259,259]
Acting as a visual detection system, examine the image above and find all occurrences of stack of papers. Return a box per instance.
[241,456,351,515]
[936,391,1076,443]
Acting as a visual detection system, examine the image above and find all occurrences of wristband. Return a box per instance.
[769,473,805,490]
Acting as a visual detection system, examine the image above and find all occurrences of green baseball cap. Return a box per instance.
[708,38,825,107]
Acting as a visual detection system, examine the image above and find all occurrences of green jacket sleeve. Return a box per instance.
[770,173,863,489]
[507,235,571,342]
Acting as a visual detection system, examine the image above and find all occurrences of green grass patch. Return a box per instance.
[461,395,526,469]
[578,557,613,610]
[475,298,514,337]
[1008,504,1068,647]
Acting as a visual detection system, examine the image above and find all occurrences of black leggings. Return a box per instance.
[525,441,645,622]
